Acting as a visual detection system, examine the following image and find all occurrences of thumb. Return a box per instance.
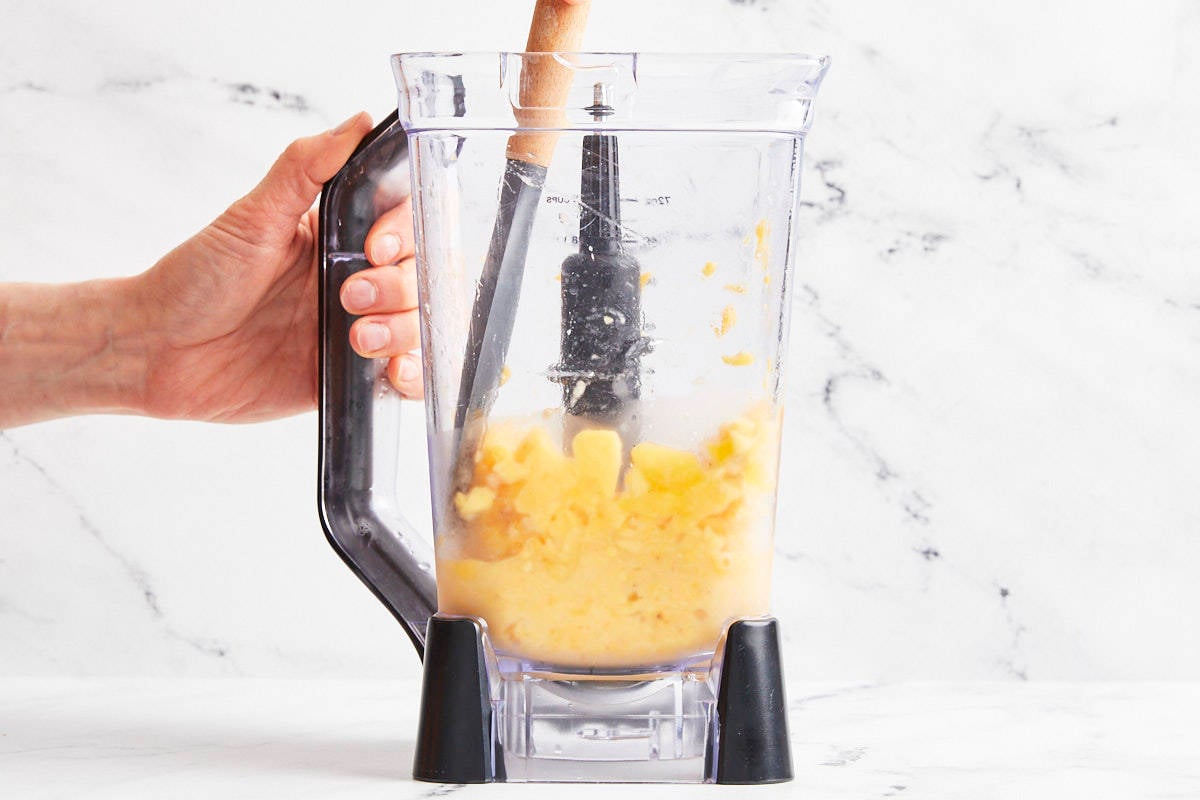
[242,111,373,231]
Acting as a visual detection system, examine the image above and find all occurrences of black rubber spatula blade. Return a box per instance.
[452,158,546,487]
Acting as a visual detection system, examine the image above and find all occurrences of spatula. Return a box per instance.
[452,0,591,489]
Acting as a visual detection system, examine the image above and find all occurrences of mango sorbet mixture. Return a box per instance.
[437,408,779,667]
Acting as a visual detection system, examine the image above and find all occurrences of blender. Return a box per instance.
[318,49,829,784]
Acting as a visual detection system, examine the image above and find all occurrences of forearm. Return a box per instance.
[0,279,148,428]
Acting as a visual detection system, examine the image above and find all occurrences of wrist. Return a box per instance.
[0,278,150,427]
[94,276,154,417]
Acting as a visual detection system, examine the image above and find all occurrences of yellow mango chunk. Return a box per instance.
[702,261,717,277]
[722,351,755,366]
[571,428,623,496]
[454,486,495,520]
[630,441,704,490]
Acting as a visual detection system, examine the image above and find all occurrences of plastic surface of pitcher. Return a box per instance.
[318,51,828,784]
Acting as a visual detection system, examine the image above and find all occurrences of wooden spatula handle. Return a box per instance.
[507,0,591,166]
[524,0,590,52]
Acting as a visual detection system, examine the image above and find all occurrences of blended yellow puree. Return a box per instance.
[437,407,778,667]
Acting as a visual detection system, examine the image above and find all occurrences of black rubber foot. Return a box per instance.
[710,618,794,784]
[413,615,791,784]
[412,616,504,783]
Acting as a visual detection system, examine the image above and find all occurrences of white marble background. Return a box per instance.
[1,0,1197,681]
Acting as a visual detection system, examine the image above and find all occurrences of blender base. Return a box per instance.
[412,615,792,784]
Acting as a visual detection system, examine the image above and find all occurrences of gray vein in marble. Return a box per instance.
[977,113,1122,197]
[882,230,950,260]
[803,282,897,484]
[794,285,1033,677]
[1014,124,1077,177]
[100,76,169,93]
[0,432,236,666]
[0,596,53,625]
[821,366,892,483]
[800,283,944,542]
[2,81,52,94]
[902,491,931,525]
[974,163,1023,194]
[820,745,867,766]
[772,542,895,593]
[1071,250,1108,278]
[1164,298,1200,313]
[224,82,310,113]
[5,69,317,119]
[1061,244,1183,310]
[799,158,848,222]
[977,117,1033,195]
[773,283,940,588]
[997,583,1028,681]
[804,0,835,34]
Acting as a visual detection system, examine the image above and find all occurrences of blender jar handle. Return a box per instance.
[317,110,437,658]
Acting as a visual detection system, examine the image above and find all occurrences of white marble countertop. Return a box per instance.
[2,679,1197,798]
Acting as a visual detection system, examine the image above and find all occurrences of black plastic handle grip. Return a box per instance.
[317,111,437,659]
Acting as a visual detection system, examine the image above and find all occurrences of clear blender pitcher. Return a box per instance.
[319,52,829,784]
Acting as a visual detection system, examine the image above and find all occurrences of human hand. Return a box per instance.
[131,112,423,424]
[338,196,423,401]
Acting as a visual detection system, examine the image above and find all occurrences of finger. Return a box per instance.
[387,353,425,399]
[340,258,418,315]
[350,310,421,358]
[364,197,415,265]
[243,111,373,233]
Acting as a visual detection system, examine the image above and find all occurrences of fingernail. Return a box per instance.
[372,233,402,264]
[398,355,420,384]
[331,112,363,135]
[342,278,377,312]
[359,322,390,353]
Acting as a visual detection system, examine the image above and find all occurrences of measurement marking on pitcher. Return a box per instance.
[557,232,660,247]
[545,195,672,206]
